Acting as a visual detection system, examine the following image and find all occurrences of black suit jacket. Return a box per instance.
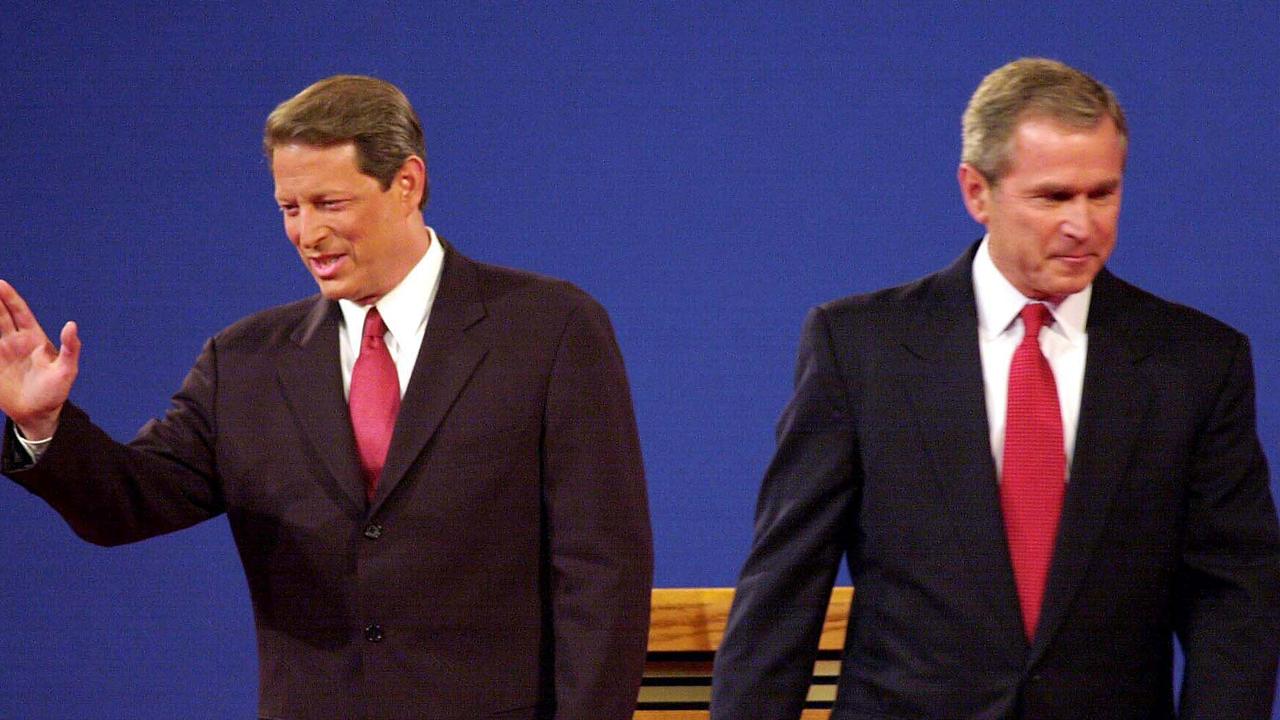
[3,242,653,720]
[711,244,1280,719]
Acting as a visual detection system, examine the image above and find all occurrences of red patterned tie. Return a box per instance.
[1001,303,1066,640]
[349,308,400,500]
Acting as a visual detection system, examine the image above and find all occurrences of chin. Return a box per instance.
[314,281,351,301]
[1049,278,1095,298]
[1051,265,1103,293]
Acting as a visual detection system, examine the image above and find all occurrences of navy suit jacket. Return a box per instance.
[711,243,1280,719]
[3,241,653,720]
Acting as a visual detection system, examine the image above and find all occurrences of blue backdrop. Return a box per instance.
[2,2,1277,717]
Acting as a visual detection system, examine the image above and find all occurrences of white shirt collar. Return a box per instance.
[337,226,445,348]
[972,235,1091,344]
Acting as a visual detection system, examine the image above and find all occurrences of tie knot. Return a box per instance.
[1020,303,1053,338]
[362,308,388,340]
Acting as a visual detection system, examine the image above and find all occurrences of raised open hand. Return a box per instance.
[0,280,80,439]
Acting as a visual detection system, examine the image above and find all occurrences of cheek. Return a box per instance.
[1030,215,1062,243]
[280,212,308,243]
[1003,211,1053,249]
[1096,209,1121,235]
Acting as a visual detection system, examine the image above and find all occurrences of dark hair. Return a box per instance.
[264,75,429,208]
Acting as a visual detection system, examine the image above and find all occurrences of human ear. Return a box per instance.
[957,163,991,225]
[395,155,427,209]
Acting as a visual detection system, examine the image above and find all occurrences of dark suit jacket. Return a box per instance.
[710,243,1280,719]
[2,242,653,720]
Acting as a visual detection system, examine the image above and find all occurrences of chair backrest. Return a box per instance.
[635,587,853,720]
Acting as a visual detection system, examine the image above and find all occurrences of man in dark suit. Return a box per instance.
[0,75,652,720]
[710,58,1280,719]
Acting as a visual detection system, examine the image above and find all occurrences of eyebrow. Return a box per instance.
[274,190,351,202]
[1028,178,1121,195]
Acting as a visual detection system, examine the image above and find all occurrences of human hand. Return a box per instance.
[0,280,80,439]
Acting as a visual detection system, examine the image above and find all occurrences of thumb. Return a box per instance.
[58,321,81,373]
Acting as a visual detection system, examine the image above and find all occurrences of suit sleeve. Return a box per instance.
[540,295,653,720]
[1174,334,1280,719]
[711,306,859,720]
[1,339,224,546]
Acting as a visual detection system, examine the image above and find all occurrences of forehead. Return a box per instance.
[271,142,368,193]
[1004,115,1126,179]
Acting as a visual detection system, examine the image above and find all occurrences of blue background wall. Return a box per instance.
[2,2,1277,716]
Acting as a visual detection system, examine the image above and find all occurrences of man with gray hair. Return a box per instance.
[711,57,1280,718]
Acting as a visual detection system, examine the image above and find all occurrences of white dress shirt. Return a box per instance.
[17,226,446,460]
[337,226,445,399]
[972,236,1091,478]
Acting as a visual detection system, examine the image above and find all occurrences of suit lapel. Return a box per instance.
[901,246,1028,646]
[1029,269,1156,661]
[276,297,367,511]
[370,242,487,514]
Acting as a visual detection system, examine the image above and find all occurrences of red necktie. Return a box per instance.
[1000,303,1066,640]
[349,308,400,500]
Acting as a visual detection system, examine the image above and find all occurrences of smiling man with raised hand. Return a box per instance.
[711,58,1280,719]
[0,75,652,720]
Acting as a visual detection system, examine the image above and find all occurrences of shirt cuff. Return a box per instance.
[14,426,52,463]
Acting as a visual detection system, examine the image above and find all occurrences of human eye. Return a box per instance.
[278,202,299,216]
[1027,185,1069,204]
[318,198,349,211]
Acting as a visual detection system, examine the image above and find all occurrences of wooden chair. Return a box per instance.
[636,587,853,720]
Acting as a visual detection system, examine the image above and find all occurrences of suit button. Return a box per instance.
[363,523,383,540]
[365,624,384,642]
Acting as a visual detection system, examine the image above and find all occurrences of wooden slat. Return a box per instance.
[638,681,836,706]
[638,587,854,719]
[634,707,834,712]
[647,587,733,652]
[647,586,853,652]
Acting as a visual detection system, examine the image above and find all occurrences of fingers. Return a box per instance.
[0,279,42,336]
[58,321,81,371]
[0,280,18,334]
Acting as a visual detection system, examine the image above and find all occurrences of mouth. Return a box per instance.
[1053,252,1095,266]
[307,254,348,280]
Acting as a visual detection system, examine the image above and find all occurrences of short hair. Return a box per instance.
[962,58,1127,184]
[264,75,429,208]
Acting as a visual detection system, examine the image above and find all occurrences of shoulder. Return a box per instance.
[206,296,323,353]
[473,258,598,310]
[812,254,971,338]
[447,244,610,325]
[1094,270,1247,352]
[821,270,950,315]
[443,244,625,366]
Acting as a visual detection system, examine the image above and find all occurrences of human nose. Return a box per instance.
[294,207,328,249]
[1059,196,1092,239]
